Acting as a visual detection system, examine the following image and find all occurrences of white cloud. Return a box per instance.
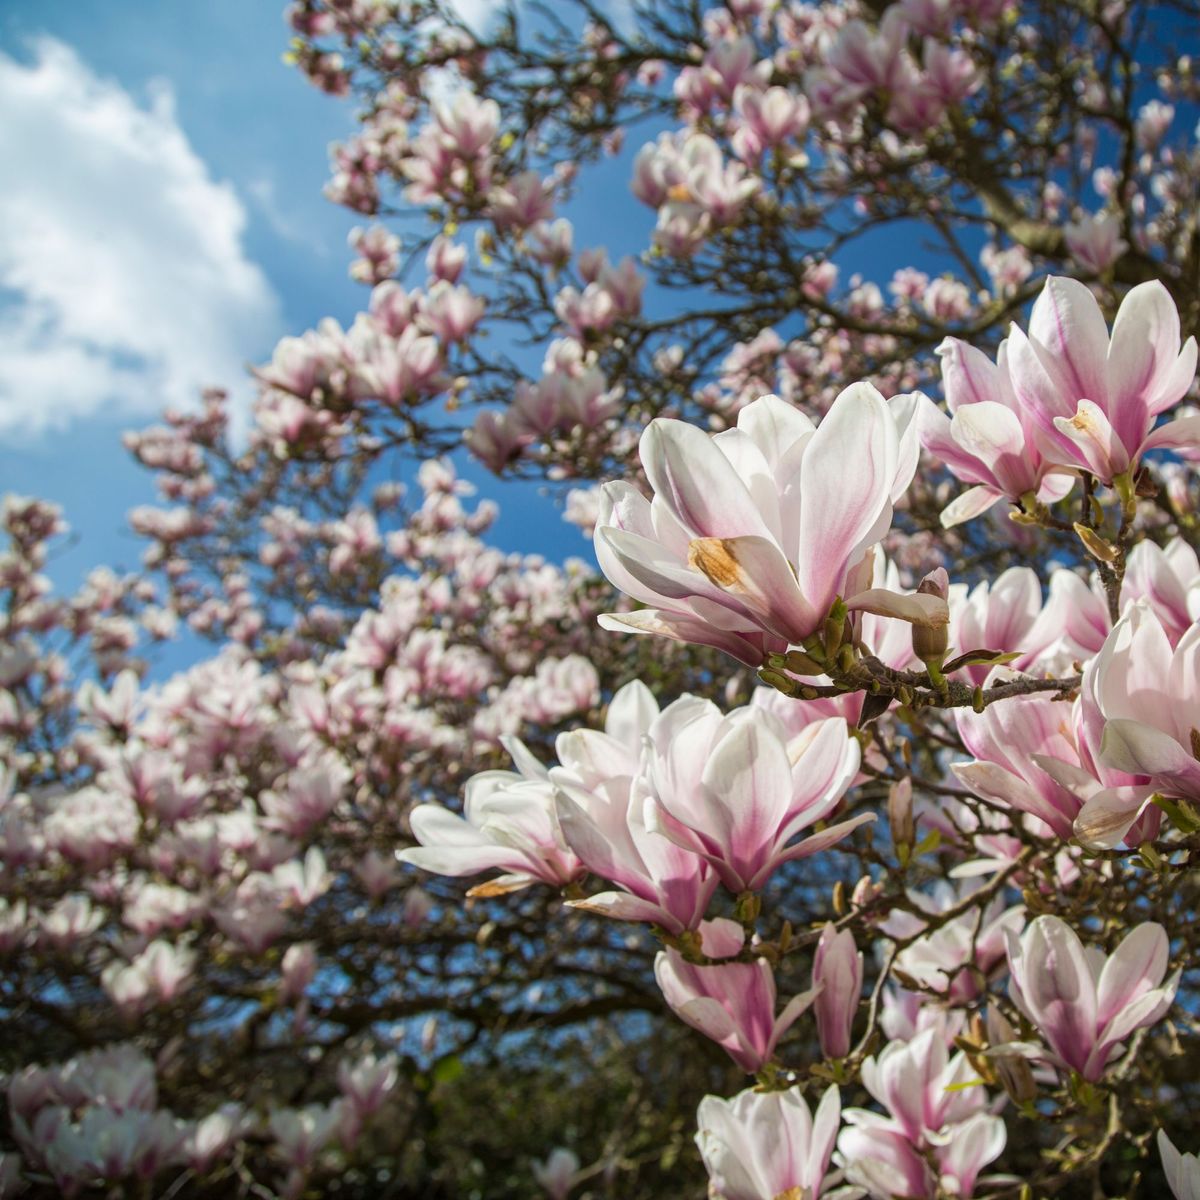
[0,38,284,438]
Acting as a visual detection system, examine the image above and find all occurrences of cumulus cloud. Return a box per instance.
[0,38,284,437]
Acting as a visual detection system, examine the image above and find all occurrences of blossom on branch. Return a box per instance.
[594,388,943,667]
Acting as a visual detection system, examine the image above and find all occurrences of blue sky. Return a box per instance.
[0,0,600,619]
[4,0,1148,640]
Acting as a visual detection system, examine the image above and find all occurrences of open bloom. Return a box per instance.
[641,698,867,892]
[884,883,1024,1002]
[953,687,1087,842]
[557,777,716,935]
[1006,915,1179,1081]
[399,738,584,893]
[839,1025,1005,1199]
[400,680,659,893]
[922,336,1075,526]
[1006,276,1199,484]
[595,388,936,667]
[696,1083,840,1200]
[1073,603,1200,848]
[838,1110,1005,1200]
[655,918,817,1074]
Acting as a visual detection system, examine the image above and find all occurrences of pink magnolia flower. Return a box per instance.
[532,1148,579,1200]
[595,388,934,667]
[1123,537,1200,646]
[731,84,809,160]
[813,923,862,1059]
[1019,567,1110,672]
[655,918,818,1074]
[425,235,467,283]
[557,778,717,934]
[431,91,500,160]
[1064,213,1128,275]
[839,1110,1005,1200]
[399,738,583,893]
[947,566,1043,683]
[1006,276,1199,484]
[268,1103,343,1171]
[953,689,1087,841]
[184,1104,253,1173]
[883,883,1024,1002]
[923,277,972,322]
[642,699,867,892]
[1005,915,1179,1081]
[921,337,1074,527]
[825,9,911,94]
[839,1025,1005,1199]
[1073,603,1200,847]
[336,1052,398,1119]
[1158,1129,1200,1200]
[464,409,530,472]
[696,1083,840,1200]
[280,942,317,1001]
[1136,98,1175,147]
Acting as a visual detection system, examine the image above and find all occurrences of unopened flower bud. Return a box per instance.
[851,875,881,909]
[911,570,950,663]
[812,923,862,1059]
[888,777,915,857]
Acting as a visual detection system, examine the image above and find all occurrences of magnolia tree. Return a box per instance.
[3,0,1200,1196]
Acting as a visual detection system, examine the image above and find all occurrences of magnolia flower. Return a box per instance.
[1073,603,1200,848]
[859,1025,991,1145]
[1064,212,1128,275]
[1006,276,1199,484]
[838,1110,1005,1200]
[885,882,1024,1002]
[839,1026,1005,1199]
[1006,915,1179,1081]
[921,337,1074,526]
[696,1083,840,1200]
[1019,566,1110,672]
[268,1103,343,1170]
[953,688,1087,842]
[641,699,867,892]
[1123,537,1200,646]
[947,567,1042,683]
[399,736,584,893]
[336,1052,398,1119]
[1158,1129,1200,1200]
[655,918,818,1074]
[532,1147,579,1200]
[557,778,717,934]
[595,388,937,668]
[184,1104,253,1173]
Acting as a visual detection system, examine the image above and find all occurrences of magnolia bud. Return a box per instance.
[888,777,915,856]
[812,923,862,1059]
[911,570,950,664]
[851,875,881,909]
